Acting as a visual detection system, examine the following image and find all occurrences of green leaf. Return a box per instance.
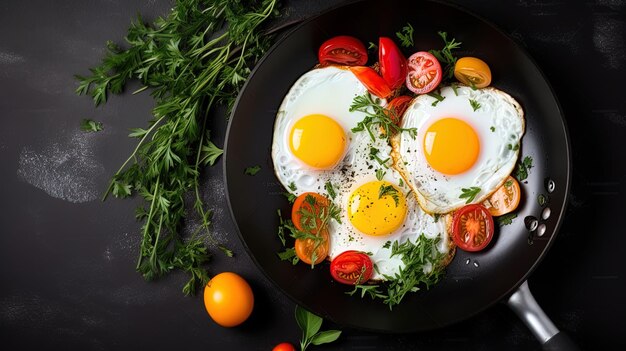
[201,140,223,166]
[295,305,323,341]
[128,128,148,138]
[497,213,517,226]
[244,165,261,176]
[80,119,103,132]
[310,330,342,346]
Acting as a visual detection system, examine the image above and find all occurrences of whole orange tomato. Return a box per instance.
[203,272,254,327]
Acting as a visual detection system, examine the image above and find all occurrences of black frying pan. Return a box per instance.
[224,0,575,349]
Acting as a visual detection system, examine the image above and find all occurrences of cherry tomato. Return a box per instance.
[379,37,407,90]
[385,95,412,125]
[291,192,330,233]
[330,250,373,285]
[454,57,492,88]
[349,66,392,98]
[406,51,442,94]
[295,227,330,265]
[292,192,331,265]
[484,176,521,216]
[203,272,254,327]
[318,35,368,66]
[273,342,296,351]
[452,204,495,252]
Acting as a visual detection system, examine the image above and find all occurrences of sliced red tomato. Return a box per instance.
[379,37,407,90]
[452,204,494,252]
[291,192,330,233]
[330,251,373,285]
[385,95,412,125]
[406,51,442,94]
[273,343,296,351]
[318,35,368,66]
[349,66,392,98]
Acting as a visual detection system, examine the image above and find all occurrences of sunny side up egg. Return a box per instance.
[394,85,525,214]
[271,66,451,280]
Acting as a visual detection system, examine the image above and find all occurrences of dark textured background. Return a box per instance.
[0,0,624,350]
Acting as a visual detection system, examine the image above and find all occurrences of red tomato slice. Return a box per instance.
[452,204,495,252]
[318,35,368,66]
[385,95,412,125]
[379,37,407,90]
[406,51,442,94]
[349,66,392,98]
[330,250,373,285]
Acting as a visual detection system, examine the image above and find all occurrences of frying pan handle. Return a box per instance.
[507,281,580,351]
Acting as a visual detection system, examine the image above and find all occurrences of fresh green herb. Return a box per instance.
[75,0,281,295]
[469,80,477,90]
[433,213,441,223]
[368,41,378,50]
[369,147,390,168]
[325,181,337,200]
[80,119,103,132]
[428,31,462,80]
[383,241,392,249]
[277,209,287,246]
[376,169,386,181]
[278,247,299,265]
[505,179,513,187]
[497,213,517,226]
[451,82,459,96]
[289,182,297,192]
[538,194,547,207]
[507,143,520,151]
[347,236,445,309]
[379,184,400,207]
[398,178,404,187]
[283,192,297,203]
[395,23,414,48]
[459,186,481,204]
[244,165,261,176]
[295,305,342,351]
[490,126,495,132]
[350,93,417,142]
[427,91,446,106]
[514,156,533,181]
[469,99,481,111]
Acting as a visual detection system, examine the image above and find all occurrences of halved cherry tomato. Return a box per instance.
[318,35,368,66]
[330,250,373,285]
[291,192,330,233]
[406,51,442,94]
[349,66,392,98]
[273,343,296,351]
[385,95,412,125]
[454,57,492,88]
[484,176,521,216]
[295,228,330,265]
[379,37,407,90]
[292,192,331,265]
[452,204,494,252]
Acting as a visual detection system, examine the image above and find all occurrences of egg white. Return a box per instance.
[395,85,525,214]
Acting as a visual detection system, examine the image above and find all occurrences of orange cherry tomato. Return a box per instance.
[273,343,296,351]
[349,66,393,98]
[203,272,254,327]
[292,192,332,265]
[484,176,521,216]
[454,57,492,88]
[452,204,494,252]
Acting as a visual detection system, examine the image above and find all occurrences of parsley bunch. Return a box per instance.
[76,0,280,295]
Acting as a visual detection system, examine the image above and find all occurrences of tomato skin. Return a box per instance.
[406,51,442,94]
[273,343,296,351]
[349,66,392,98]
[318,35,368,66]
[291,192,331,265]
[330,251,373,285]
[386,95,412,125]
[484,176,521,216]
[291,192,330,232]
[454,57,492,88]
[295,228,330,265]
[203,272,254,327]
[379,37,407,90]
[452,204,494,252]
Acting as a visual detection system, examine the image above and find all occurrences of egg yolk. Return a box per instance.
[348,181,407,236]
[423,117,480,175]
[289,114,346,169]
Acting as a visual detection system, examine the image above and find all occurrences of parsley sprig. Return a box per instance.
[350,93,417,142]
[395,23,414,48]
[459,186,481,203]
[80,118,103,132]
[347,236,445,309]
[514,156,533,181]
[378,184,400,207]
[428,31,462,80]
[75,0,280,295]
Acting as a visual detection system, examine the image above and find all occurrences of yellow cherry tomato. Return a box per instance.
[454,57,492,88]
[203,272,254,327]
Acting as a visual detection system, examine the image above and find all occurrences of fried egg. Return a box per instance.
[271,66,451,279]
[394,85,525,214]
